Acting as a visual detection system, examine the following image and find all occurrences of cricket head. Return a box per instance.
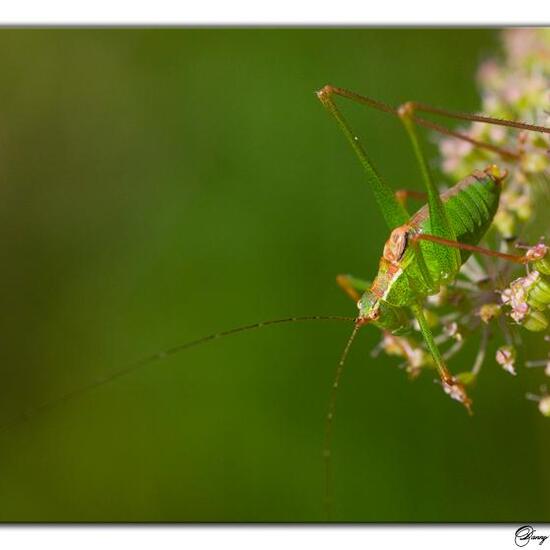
[356,291,410,334]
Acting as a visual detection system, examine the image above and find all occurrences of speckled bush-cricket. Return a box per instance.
[315,85,550,415]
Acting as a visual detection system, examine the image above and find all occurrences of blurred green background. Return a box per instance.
[0,28,548,522]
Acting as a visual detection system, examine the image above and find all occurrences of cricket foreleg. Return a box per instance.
[412,233,537,265]
[411,303,472,413]
[336,274,371,302]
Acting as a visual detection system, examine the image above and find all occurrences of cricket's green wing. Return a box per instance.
[410,170,501,264]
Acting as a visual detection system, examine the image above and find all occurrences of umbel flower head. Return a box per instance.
[376,29,550,415]
[441,29,550,240]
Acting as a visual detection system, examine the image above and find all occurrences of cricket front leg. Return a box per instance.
[336,274,371,302]
[410,303,472,414]
[411,233,546,265]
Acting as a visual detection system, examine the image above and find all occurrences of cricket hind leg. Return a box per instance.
[406,100,550,137]
[401,99,550,162]
[320,85,550,168]
[316,86,410,230]
[318,85,525,162]
[318,86,462,278]
[402,104,519,161]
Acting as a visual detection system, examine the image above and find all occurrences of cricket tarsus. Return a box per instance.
[0,315,355,435]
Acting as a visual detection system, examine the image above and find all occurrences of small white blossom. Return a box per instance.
[539,396,550,417]
[501,272,539,323]
[496,346,517,376]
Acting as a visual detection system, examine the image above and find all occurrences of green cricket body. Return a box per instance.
[316,85,549,413]
[358,168,502,333]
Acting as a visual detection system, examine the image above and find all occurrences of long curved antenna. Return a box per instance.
[323,321,361,520]
[0,314,354,435]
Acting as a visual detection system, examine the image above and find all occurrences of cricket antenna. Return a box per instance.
[0,314,355,435]
[323,319,362,520]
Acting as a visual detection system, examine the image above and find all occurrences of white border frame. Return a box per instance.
[0,0,548,25]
